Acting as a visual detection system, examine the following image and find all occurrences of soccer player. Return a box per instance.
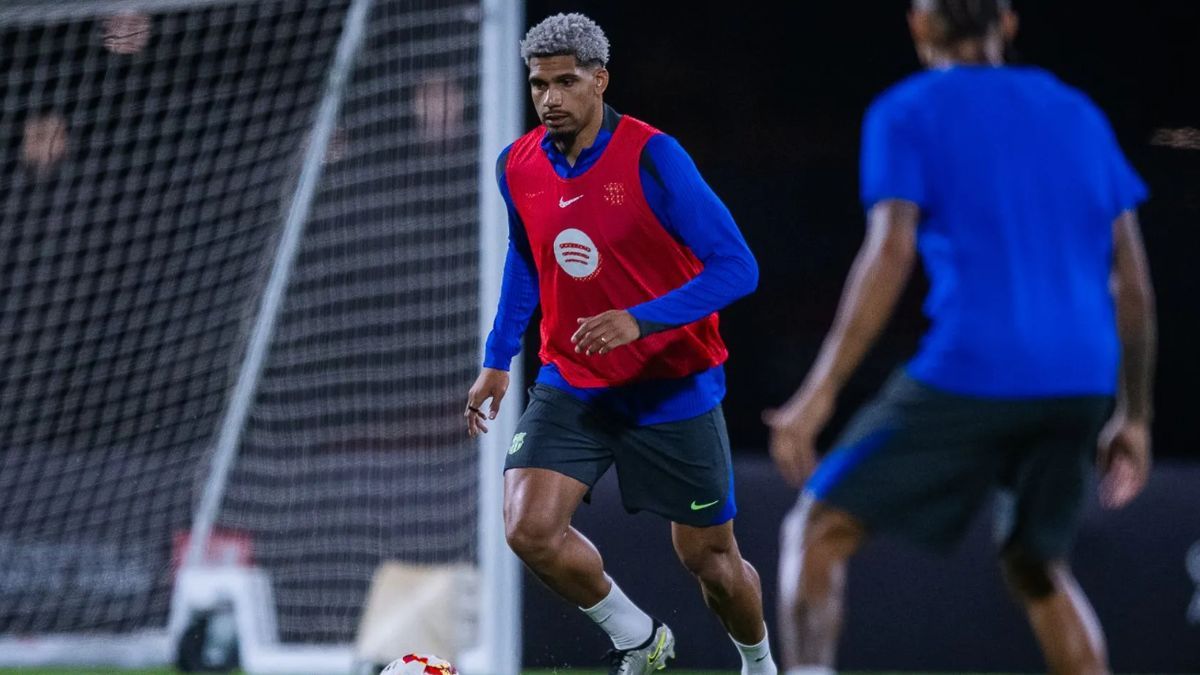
[765,1,1156,674]
[464,13,777,675]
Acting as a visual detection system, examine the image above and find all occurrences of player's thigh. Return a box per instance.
[995,396,1113,560]
[504,384,614,490]
[503,468,590,539]
[807,371,1007,551]
[614,405,736,528]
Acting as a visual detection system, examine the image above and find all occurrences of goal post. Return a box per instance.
[457,0,524,673]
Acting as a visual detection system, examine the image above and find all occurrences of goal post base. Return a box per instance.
[171,566,355,675]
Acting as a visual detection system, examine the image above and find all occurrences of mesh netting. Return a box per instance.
[0,0,482,646]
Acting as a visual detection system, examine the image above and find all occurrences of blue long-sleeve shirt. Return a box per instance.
[484,106,758,425]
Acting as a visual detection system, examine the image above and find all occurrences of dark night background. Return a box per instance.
[523,0,1200,459]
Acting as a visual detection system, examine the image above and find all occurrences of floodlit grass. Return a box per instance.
[0,669,697,674]
[0,671,184,675]
[525,671,726,675]
[0,671,1020,675]
[0,671,190,675]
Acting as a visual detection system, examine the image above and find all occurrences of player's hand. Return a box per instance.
[465,367,509,438]
[763,384,836,488]
[572,310,640,356]
[1096,413,1151,509]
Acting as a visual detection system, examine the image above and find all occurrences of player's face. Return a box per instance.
[527,55,607,141]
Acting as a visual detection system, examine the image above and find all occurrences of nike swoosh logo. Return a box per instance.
[558,195,583,208]
[690,499,720,511]
[648,629,668,662]
[755,655,768,662]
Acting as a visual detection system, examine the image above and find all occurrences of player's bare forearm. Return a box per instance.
[764,201,917,486]
[1111,210,1157,423]
[803,200,918,396]
[1098,211,1155,508]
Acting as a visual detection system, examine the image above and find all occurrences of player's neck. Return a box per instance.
[925,37,1005,68]
[556,108,604,166]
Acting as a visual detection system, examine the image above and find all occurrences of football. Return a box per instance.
[381,653,458,675]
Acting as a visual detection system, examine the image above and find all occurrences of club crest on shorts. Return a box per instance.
[553,228,601,280]
[508,432,527,455]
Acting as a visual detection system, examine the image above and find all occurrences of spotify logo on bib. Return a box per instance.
[554,228,601,280]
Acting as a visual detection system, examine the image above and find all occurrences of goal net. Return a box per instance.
[0,0,521,672]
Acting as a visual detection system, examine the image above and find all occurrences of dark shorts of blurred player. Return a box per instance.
[505,384,737,528]
[806,370,1112,558]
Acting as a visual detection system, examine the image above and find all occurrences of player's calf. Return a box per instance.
[778,499,864,670]
[672,522,761,617]
[1001,551,1110,675]
[672,522,777,673]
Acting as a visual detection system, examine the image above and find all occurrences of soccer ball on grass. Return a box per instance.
[381,653,458,675]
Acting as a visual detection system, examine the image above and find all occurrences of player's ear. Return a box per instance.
[592,67,609,96]
[908,9,936,48]
[1000,10,1019,42]
[907,8,940,66]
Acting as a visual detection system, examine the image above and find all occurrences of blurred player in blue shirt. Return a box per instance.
[766,2,1157,674]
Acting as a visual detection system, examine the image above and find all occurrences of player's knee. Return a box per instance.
[802,503,863,564]
[1000,547,1058,600]
[504,514,559,564]
[675,539,725,578]
[675,540,736,591]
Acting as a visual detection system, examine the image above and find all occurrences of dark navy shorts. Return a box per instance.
[807,371,1112,559]
[504,384,737,527]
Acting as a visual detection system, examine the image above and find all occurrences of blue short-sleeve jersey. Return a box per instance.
[861,65,1148,398]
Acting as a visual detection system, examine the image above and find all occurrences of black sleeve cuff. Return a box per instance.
[635,317,676,338]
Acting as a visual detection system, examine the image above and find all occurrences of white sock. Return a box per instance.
[732,625,778,675]
[784,668,836,675]
[580,580,654,650]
